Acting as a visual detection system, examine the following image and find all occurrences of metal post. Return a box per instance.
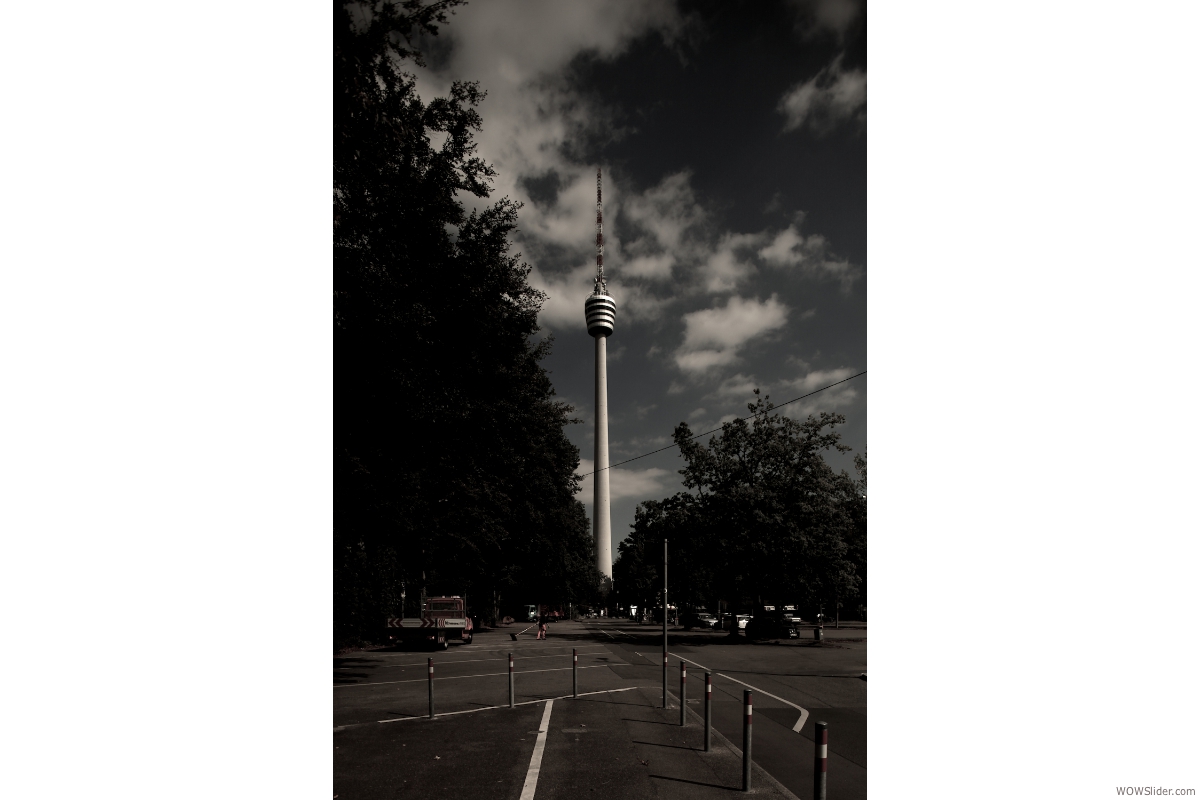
[663,538,668,709]
[427,658,435,719]
[573,648,578,698]
[679,661,687,726]
[814,721,828,800]
[508,653,515,708]
[662,649,669,709]
[742,690,752,791]
[704,672,712,751]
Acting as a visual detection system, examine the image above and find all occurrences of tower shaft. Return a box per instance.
[585,166,614,584]
[593,335,612,580]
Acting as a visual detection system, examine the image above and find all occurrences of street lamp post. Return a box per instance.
[663,537,668,709]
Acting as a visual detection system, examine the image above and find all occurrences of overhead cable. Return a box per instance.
[577,370,866,478]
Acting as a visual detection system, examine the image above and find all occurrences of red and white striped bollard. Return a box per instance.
[814,720,828,799]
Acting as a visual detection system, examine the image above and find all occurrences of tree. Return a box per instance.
[613,522,658,620]
[616,390,865,636]
[334,0,595,646]
[837,449,867,618]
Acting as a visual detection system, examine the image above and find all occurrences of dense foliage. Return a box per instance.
[334,0,600,647]
[613,392,866,629]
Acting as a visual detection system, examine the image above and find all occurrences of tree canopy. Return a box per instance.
[614,392,866,630]
[334,0,600,647]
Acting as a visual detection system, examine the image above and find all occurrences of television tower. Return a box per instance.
[585,167,616,586]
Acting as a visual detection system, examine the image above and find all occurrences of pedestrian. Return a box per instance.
[537,616,547,640]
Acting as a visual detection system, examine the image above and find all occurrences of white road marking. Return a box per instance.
[334,663,617,689]
[634,651,810,733]
[335,649,610,670]
[361,643,594,658]
[519,700,554,800]
[581,623,633,639]
[369,687,640,725]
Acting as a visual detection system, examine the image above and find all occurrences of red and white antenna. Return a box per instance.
[594,167,606,293]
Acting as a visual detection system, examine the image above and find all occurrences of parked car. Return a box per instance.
[736,614,751,630]
[695,613,719,629]
[746,610,795,640]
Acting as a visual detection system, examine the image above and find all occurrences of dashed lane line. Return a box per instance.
[580,623,640,639]
[331,687,642,730]
[582,625,620,639]
[352,643,598,659]
[334,663,619,689]
[334,649,610,670]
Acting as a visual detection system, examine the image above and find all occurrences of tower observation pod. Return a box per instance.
[586,167,615,586]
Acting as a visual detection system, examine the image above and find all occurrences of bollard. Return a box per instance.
[679,661,687,726]
[428,658,435,719]
[742,690,753,792]
[573,648,578,698]
[662,649,668,708]
[813,721,828,800]
[508,653,515,708]
[704,672,712,751]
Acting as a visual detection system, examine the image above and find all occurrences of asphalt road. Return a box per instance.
[334,619,866,799]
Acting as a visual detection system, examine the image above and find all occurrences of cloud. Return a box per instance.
[415,1,685,171]
[787,0,863,39]
[776,367,861,417]
[758,223,862,291]
[698,231,765,293]
[529,262,596,331]
[407,2,689,298]
[777,54,866,136]
[433,1,684,89]
[407,5,858,339]
[675,349,738,373]
[621,290,672,325]
[620,171,708,272]
[712,373,760,401]
[635,404,658,420]
[623,253,675,280]
[698,367,860,419]
[575,458,671,505]
[674,295,789,375]
[617,433,670,453]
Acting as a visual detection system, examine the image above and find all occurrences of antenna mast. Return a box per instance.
[594,167,606,294]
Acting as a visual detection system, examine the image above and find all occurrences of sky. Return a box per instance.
[410,0,867,550]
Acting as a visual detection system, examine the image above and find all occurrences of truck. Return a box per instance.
[385,596,474,650]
